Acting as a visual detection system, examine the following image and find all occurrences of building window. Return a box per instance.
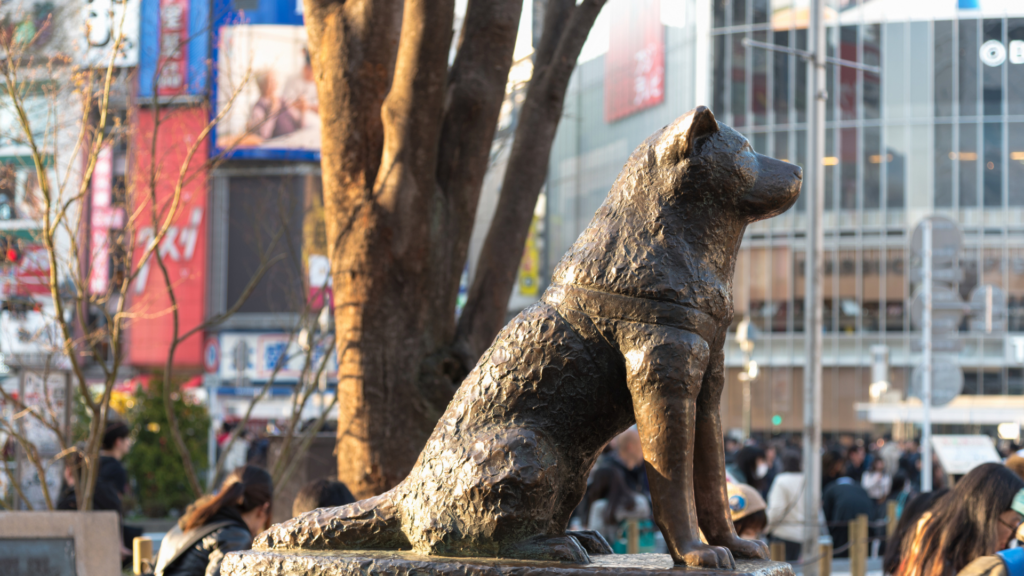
[959,122,978,209]
[960,19,980,117]
[935,20,954,118]
[982,19,1003,117]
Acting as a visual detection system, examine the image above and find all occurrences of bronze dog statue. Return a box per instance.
[255,106,802,567]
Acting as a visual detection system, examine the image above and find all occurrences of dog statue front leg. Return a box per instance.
[693,344,770,561]
[619,325,734,568]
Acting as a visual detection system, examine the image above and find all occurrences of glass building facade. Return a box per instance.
[707,0,1024,436]
[541,0,1024,437]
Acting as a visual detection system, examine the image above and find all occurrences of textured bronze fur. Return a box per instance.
[254,106,802,567]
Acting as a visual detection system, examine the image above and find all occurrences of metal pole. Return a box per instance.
[742,350,751,441]
[15,371,25,509]
[207,375,218,490]
[803,0,826,569]
[921,220,933,492]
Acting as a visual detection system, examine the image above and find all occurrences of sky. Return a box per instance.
[455,0,689,66]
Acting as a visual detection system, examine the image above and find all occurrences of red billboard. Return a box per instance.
[126,106,208,367]
[604,0,664,122]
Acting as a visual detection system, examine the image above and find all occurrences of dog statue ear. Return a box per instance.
[680,106,719,158]
[655,106,721,165]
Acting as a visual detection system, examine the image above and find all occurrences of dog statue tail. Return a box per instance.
[253,489,409,551]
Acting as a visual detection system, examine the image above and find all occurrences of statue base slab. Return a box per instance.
[222,549,795,576]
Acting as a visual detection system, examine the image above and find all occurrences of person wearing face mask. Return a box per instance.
[155,466,273,576]
[896,463,1024,576]
[727,446,768,488]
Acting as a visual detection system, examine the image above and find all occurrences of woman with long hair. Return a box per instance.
[896,463,1023,576]
[882,488,948,575]
[155,466,273,576]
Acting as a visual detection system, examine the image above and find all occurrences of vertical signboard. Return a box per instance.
[138,0,210,97]
[156,0,191,96]
[604,0,664,122]
[127,107,208,367]
[307,254,332,310]
[89,146,120,295]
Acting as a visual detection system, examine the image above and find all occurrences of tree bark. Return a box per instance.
[453,0,608,365]
[307,0,523,497]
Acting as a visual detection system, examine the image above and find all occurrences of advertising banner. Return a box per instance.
[604,0,664,122]
[217,332,338,384]
[7,243,50,297]
[307,254,332,310]
[0,371,69,511]
[88,145,125,295]
[931,435,1001,475]
[126,107,208,367]
[83,0,141,67]
[211,0,317,160]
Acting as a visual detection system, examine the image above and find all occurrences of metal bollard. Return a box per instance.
[626,519,640,554]
[770,540,786,561]
[819,541,833,576]
[133,536,153,575]
[886,500,898,537]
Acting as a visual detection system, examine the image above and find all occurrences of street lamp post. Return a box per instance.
[736,317,757,440]
[802,1,827,569]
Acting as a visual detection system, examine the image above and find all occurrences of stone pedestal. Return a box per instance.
[222,550,795,576]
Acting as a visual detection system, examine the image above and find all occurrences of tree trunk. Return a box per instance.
[307,0,523,497]
[454,0,608,365]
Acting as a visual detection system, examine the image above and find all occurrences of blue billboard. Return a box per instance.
[210,0,318,161]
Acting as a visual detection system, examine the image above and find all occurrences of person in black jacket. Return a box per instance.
[58,424,140,563]
[822,475,875,557]
[155,466,273,576]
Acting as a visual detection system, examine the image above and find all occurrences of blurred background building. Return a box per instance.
[513,0,1024,440]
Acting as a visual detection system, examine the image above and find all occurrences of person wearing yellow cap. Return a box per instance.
[727,482,768,541]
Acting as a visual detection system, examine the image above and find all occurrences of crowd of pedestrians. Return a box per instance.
[55,423,1024,575]
[570,428,1024,576]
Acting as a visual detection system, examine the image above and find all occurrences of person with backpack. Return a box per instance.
[154,466,273,576]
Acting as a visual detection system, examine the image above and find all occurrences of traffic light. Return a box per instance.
[0,236,20,265]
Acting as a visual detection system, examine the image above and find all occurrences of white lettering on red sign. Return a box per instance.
[632,43,663,106]
[134,207,204,294]
[157,0,189,96]
[89,146,114,295]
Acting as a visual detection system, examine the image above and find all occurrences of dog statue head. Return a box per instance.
[639,105,802,224]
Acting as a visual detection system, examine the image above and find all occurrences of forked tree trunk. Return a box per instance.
[454,0,607,365]
[305,0,605,497]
